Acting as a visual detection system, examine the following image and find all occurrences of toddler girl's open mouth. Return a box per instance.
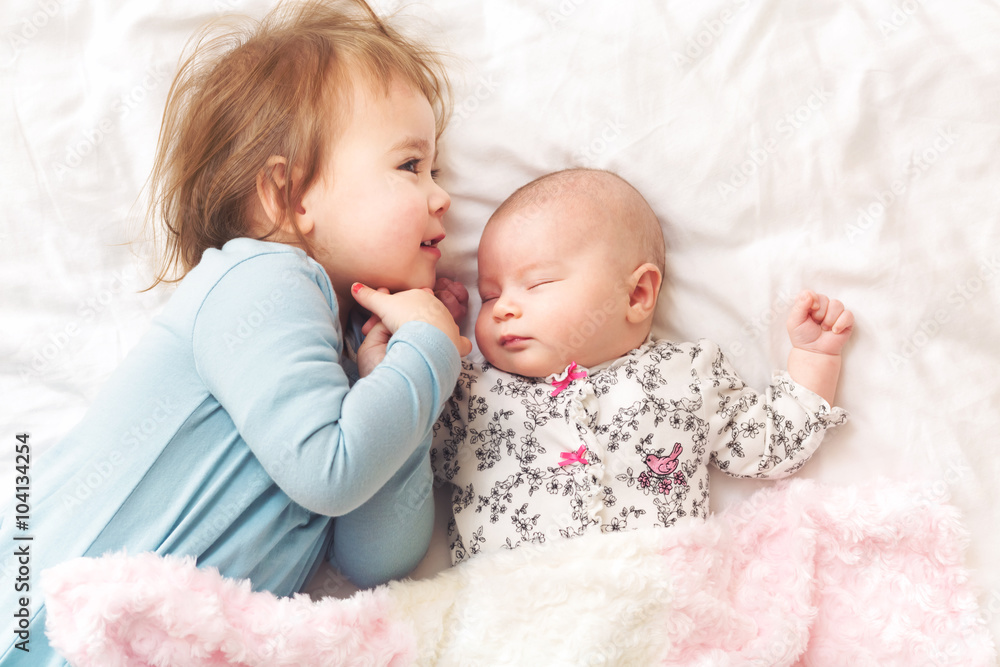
[420,235,444,258]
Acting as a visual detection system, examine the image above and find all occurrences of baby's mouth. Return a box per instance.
[500,335,531,347]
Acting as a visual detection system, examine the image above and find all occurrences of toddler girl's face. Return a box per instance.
[475,205,635,378]
[301,76,450,300]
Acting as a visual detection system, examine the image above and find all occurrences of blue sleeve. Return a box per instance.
[192,251,461,516]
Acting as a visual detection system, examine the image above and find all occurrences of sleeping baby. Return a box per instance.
[431,168,853,563]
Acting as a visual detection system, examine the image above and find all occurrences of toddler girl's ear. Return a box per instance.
[255,155,313,237]
[625,263,662,324]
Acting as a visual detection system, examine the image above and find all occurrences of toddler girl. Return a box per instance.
[432,168,853,562]
[0,1,470,663]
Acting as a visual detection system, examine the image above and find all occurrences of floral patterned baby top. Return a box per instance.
[430,338,847,564]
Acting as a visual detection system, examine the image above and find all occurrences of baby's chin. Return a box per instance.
[480,352,570,380]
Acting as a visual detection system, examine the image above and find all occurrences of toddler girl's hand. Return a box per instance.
[357,319,392,377]
[352,283,472,356]
[354,287,392,377]
[786,290,854,356]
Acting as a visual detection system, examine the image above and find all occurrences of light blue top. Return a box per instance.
[0,238,460,665]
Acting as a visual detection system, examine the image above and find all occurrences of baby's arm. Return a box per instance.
[785,290,854,406]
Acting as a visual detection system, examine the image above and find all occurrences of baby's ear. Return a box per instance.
[255,156,312,236]
[625,262,662,324]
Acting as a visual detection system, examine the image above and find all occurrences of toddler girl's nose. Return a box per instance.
[430,182,450,217]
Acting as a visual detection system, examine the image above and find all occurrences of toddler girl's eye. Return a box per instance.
[398,159,420,174]
[431,168,441,181]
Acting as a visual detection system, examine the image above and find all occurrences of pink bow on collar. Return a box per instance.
[550,361,588,397]
[559,445,589,467]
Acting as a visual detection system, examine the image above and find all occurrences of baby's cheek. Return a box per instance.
[545,300,583,339]
[473,314,492,350]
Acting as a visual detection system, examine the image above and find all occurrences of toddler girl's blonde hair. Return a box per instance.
[147,0,450,286]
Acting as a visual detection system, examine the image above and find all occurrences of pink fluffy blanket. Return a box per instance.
[42,479,996,666]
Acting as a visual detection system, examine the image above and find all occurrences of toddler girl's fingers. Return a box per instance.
[351,283,391,321]
[361,312,381,336]
[359,288,391,334]
[456,334,473,357]
[363,321,392,347]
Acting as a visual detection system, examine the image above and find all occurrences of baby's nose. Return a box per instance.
[492,295,520,320]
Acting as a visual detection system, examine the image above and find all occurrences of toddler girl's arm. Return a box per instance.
[193,252,461,518]
[785,290,854,405]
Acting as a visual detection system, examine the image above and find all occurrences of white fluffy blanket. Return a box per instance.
[42,480,996,666]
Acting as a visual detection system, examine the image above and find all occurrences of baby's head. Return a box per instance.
[476,168,665,378]
[150,0,451,300]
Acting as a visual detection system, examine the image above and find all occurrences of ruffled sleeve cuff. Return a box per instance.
[771,369,849,431]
